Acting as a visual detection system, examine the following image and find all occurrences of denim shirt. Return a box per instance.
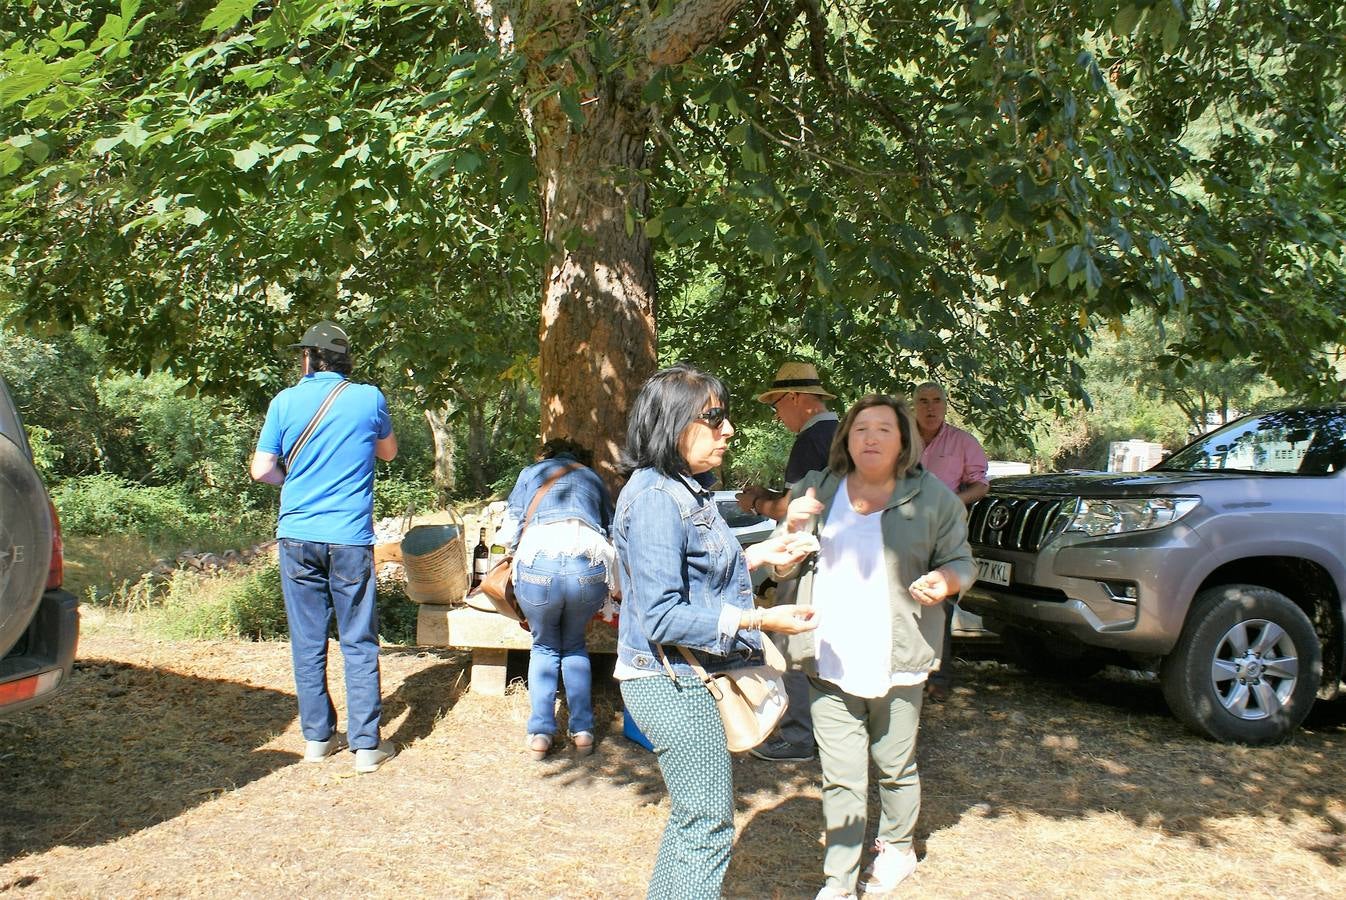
[614,466,763,676]
[501,455,613,549]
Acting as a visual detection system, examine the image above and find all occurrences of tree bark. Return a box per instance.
[474,0,750,489]
[423,405,456,497]
[534,96,658,489]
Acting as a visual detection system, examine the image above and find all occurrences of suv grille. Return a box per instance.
[967,495,1071,552]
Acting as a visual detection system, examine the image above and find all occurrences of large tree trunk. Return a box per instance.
[534,99,657,489]
[474,0,748,489]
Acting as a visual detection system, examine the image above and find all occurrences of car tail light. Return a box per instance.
[0,669,63,707]
[46,497,64,591]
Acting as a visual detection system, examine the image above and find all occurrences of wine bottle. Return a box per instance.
[472,528,489,587]
[489,534,507,571]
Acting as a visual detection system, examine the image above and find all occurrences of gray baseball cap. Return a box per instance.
[288,320,350,354]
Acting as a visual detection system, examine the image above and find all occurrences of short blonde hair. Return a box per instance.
[828,394,924,478]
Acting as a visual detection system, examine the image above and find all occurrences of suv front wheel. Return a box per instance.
[1160,584,1321,744]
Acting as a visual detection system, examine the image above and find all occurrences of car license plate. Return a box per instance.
[975,557,1012,587]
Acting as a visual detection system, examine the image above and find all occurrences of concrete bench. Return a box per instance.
[416,605,617,696]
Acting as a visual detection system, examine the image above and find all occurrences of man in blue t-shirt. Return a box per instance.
[251,321,399,774]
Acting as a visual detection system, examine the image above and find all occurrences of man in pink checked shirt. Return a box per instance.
[914,381,989,701]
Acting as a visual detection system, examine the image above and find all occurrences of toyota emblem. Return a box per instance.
[986,506,1011,530]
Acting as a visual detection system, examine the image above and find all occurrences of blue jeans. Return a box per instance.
[513,555,608,736]
[278,539,383,751]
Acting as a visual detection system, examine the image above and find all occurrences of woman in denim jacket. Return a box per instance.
[497,438,614,760]
[615,363,819,900]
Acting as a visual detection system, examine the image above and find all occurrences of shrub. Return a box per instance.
[24,424,63,481]
[52,474,273,546]
[374,578,419,646]
[150,557,420,645]
[722,421,794,487]
[0,328,103,478]
[374,475,440,521]
[54,474,202,537]
[96,372,264,508]
[153,560,289,641]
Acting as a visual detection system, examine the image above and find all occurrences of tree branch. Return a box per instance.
[639,0,748,67]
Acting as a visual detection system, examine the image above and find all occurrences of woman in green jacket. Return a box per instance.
[771,394,975,899]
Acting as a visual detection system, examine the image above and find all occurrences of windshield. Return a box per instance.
[1157,407,1346,476]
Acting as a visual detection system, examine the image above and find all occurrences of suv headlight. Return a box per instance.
[1064,497,1199,536]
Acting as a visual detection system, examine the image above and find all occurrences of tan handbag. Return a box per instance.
[661,635,788,753]
[467,462,582,623]
[473,555,518,618]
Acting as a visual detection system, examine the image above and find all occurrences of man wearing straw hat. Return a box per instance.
[250,320,400,774]
[736,361,839,762]
[737,362,840,522]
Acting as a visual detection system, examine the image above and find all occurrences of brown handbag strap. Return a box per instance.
[655,644,724,700]
[515,462,582,545]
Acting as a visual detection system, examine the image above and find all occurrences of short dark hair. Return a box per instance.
[540,438,593,468]
[828,394,924,478]
[306,347,351,376]
[620,363,729,477]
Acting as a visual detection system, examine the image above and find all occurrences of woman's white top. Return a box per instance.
[812,478,929,698]
[496,514,619,593]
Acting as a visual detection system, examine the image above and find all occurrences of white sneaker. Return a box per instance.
[814,883,856,899]
[353,740,397,774]
[860,841,917,894]
[303,732,346,763]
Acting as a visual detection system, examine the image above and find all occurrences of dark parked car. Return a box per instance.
[961,405,1346,744]
[1,374,79,715]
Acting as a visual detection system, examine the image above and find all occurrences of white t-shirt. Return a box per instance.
[812,479,929,697]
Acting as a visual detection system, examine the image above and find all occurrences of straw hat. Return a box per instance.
[756,362,836,404]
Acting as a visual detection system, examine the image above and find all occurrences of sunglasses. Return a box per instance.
[696,407,729,429]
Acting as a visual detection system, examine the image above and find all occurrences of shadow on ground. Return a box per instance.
[0,647,476,869]
[508,643,1346,881]
[0,658,297,863]
[379,649,472,747]
[916,662,1346,866]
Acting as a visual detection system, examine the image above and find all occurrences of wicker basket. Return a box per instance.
[401,512,469,605]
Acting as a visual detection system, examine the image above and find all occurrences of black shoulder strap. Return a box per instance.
[284,380,351,472]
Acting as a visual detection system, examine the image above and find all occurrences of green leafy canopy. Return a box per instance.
[1,0,1343,446]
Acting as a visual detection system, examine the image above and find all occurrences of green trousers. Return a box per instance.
[809,678,925,893]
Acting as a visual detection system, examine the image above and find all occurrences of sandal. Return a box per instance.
[526,733,553,761]
[571,731,595,756]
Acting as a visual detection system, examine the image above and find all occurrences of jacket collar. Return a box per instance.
[813,467,927,512]
[675,470,715,501]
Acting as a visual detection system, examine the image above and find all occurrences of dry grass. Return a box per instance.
[60,533,165,605]
[2,614,1345,898]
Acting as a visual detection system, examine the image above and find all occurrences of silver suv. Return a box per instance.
[1,374,79,715]
[961,405,1346,744]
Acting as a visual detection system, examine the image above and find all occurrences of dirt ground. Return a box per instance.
[3,610,1346,899]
